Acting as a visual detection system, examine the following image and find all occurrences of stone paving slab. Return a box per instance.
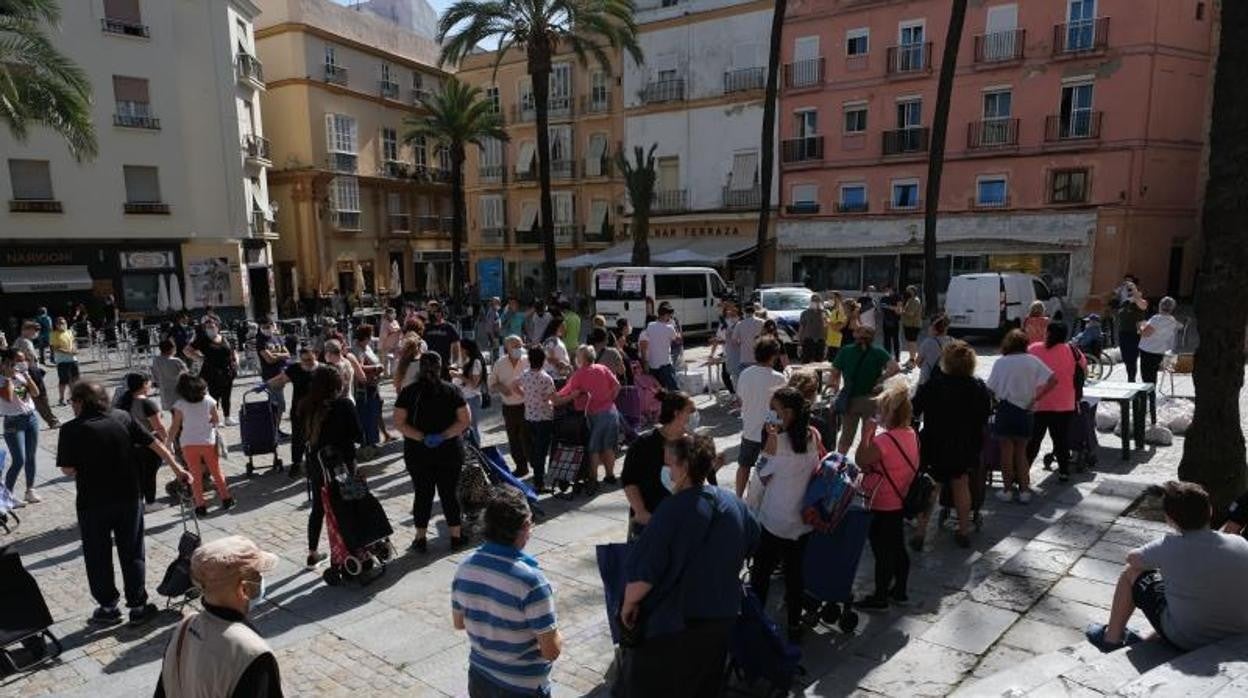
[923,600,1020,655]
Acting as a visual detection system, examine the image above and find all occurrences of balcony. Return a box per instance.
[441,216,455,233]
[430,168,452,183]
[722,185,761,210]
[124,202,170,215]
[250,211,271,235]
[380,80,401,100]
[583,156,613,178]
[515,227,542,245]
[243,134,272,167]
[388,213,411,233]
[411,88,432,106]
[974,29,1025,63]
[510,103,536,123]
[554,224,579,245]
[381,160,409,178]
[642,79,685,104]
[9,199,62,213]
[236,53,264,89]
[786,202,820,215]
[888,197,921,212]
[480,227,507,245]
[515,167,538,183]
[724,67,765,94]
[652,190,688,214]
[548,96,573,118]
[1044,112,1103,142]
[582,94,612,114]
[324,64,348,86]
[781,136,824,164]
[886,43,932,76]
[326,152,358,173]
[783,58,824,89]
[583,224,615,245]
[331,210,361,230]
[882,127,930,156]
[967,119,1019,149]
[114,112,160,130]
[479,164,506,183]
[836,201,869,214]
[101,17,149,38]
[1053,18,1109,55]
[970,195,1011,210]
[552,160,576,179]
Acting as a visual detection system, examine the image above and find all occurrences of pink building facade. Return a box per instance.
[775,0,1214,308]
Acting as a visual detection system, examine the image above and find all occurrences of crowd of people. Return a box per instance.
[2,276,1247,698]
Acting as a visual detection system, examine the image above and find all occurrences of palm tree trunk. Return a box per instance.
[530,46,557,297]
[450,147,468,314]
[755,0,786,288]
[922,0,968,315]
[631,207,650,266]
[1179,0,1248,517]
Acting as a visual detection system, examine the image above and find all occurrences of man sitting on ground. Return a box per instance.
[1086,481,1248,652]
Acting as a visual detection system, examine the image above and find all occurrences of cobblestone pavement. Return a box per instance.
[0,343,1218,697]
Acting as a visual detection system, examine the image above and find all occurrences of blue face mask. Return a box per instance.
[686,410,701,434]
[764,409,782,427]
[660,466,676,493]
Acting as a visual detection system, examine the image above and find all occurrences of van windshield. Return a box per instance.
[761,289,812,311]
[596,273,645,301]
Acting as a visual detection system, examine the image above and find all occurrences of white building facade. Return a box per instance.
[0,0,274,327]
[621,0,778,289]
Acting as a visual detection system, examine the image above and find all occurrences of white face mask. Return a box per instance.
[509,347,523,360]
[206,329,219,340]
[660,466,677,493]
[685,410,701,433]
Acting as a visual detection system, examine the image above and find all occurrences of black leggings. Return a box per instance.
[749,529,809,626]
[1139,350,1164,414]
[406,446,463,530]
[139,450,161,504]
[868,510,909,598]
[290,408,306,468]
[206,374,234,417]
[882,325,901,361]
[308,474,325,552]
[1026,410,1073,475]
[1118,332,1140,382]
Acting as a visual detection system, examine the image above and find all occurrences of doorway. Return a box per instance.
[1166,245,1184,299]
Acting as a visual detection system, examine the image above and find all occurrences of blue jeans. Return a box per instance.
[469,667,550,698]
[466,394,483,445]
[3,411,39,491]
[354,385,382,446]
[650,364,679,392]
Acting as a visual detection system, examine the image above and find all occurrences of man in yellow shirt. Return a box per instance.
[49,317,79,405]
[824,291,848,361]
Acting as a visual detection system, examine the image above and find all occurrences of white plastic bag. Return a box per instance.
[1145,425,1174,446]
[1096,403,1120,432]
[1156,397,1194,435]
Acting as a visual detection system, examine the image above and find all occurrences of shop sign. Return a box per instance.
[2,248,76,265]
[650,224,745,238]
[120,251,176,270]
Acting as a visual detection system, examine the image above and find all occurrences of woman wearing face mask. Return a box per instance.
[0,348,42,504]
[184,319,240,425]
[117,373,168,506]
[621,391,698,539]
[299,365,362,568]
[540,317,572,380]
[747,387,819,642]
[321,339,365,404]
[154,536,284,698]
[452,338,488,445]
[621,434,759,696]
[262,346,319,478]
[394,333,428,392]
[553,345,621,488]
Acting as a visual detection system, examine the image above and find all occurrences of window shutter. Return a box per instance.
[516,142,535,173]
[123,165,161,203]
[8,160,53,200]
[103,0,141,22]
[589,199,608,231]
[520,202,538,230]
[112,76,149,103]
[729,152,758,191]
[325,114,336,152]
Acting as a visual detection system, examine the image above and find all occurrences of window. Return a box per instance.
[791,183,818,204]
[123,165,162,203]
[891,179,919,208]
[324,45,337,68]
[657,157,680,191]
[1060,82,1094,137]
[589,198,609,233]
[654,274,682,298]
[839,184,866,209]
[8,159,54,200]
[485,86,500,113]
[412,135,427,166]
[846,28,869,56]
[798,256,862,291]
[1066,0,1097,51]
[843,103,867,133]
[436,145,450,172]
[586,133,609,176]
[325,113,357,153]
[1050,168,1089,203]
[976,176,1008,206]
[480,137,503,168]
[388,191,408,215]
[552,191,574,225]
[897,21,925,71]
[863,255,898,289]
[121,275,160,312]
[519,201,539,231]
[794,36,820,61]
[795,109,818,137]
[381,63,393,84]
[1197,1,1205,20]
[381,127,398,162]
[480,195,504,228]
[680,274,707,300]
[330,176,360,213]
[982,89,1013,144]
[590,71,609,108]
[113,76,154,125]
[899,21,924,46]
[104,0,142,22]
[549,126,572,162]
[983,4,1019,60]
[519,78,534,111]
[896,99,921,128]
[596,273,645,301]
[515,141,535,174]
[550,63,571,111]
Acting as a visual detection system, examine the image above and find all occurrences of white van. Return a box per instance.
[946,272,1066,337]
[593,266,728,336]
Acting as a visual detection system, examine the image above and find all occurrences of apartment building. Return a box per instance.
[255,0,452,305]
[775,0,1213,306]
[0,0,275,325]
[457,46,626,300]
[618,0,779,290]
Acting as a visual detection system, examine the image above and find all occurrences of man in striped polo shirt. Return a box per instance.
[452,487,562,697]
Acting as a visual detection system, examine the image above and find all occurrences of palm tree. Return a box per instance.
[0,0,96,159]
[404,78,507,312]
[1179,0,1248,515]
[617,144,657,266]
[439,0,642,297]
[754,0,786,287]
[921,0,968,314]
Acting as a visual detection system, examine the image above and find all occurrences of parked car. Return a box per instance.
[946,272,1066,338]
[750,284,816,334]
[593,266,728,337]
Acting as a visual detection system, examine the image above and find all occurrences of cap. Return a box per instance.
[191,536,278,591]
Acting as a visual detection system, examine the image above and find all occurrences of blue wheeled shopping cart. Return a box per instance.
[800,504,873,634]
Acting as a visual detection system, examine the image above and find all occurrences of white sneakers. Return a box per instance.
[24,488,41,504]
[224,417,239,427]
[995,487,1034,504]
[994,489,1015,503]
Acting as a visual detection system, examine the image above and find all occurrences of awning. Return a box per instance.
[0,265,93,293]
[777,211,1096,251]
[516,142,535,174]
[556,235,756,268]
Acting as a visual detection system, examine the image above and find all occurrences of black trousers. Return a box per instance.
[1118,333,1140,382]
[205,373,234,417]
[882,325,901,361]
[1140,350,1164,414]
[749,529,809,626]
[626,618,734,698]
[406,446,463,529]
[78,499,147,609]
[1026,410,1073,475]
[800,339,826,365]
[868,510,909,598]
[138,450,161,504]
[290,407,306,468]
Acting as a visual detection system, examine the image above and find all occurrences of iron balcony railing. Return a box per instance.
[1053,17,1110,55]
[479,164,506,183]
[411,88,432,106]
[583,224,615,244]
[114,107,160,130]
[724,67,765,94]
[250,210,270,235]
[548,96,573,117]
[379,80,400,99]
[886,43,932,75]
[326,152,358,173]
[331,210,361,230]
[785,202,820,215]
[9,199,63,213]
[652,190,689,213]
[642,79,685,104]
[480,227,507,245]
[783,58,824,89]
[781,136,824,163]
[722,185,762,209]
[101,17,149,37]
[551,160,576,179]
[888,197,921,211]
[554,224,579,245]
[236,53,264,86]
[324,64,349,85]
[967,119,1019,149]
[836,201,869,214]
[582,94,612,114]
[243,134,272,164]
[515,227,542,245]
[970,195,1011,209]
[388,213,411,232]
[125,202,170,214]
[974,29,1025,63]
[882,127,930,155]
[583,156,613,178]
[511,103,536,123]
[1045,112,1103,141]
